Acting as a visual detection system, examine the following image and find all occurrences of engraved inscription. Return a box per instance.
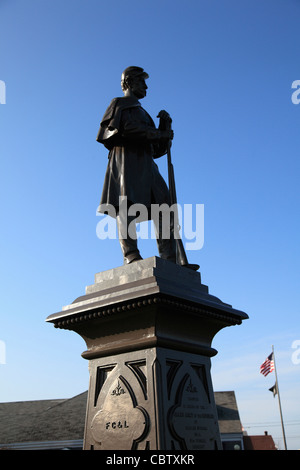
[185,378,197,393]
[91,375,150,450]
[106,420,129,429]
[111,380,126,396]
[169,371,219,450]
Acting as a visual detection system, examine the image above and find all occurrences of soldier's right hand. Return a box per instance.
[160,130,174,140]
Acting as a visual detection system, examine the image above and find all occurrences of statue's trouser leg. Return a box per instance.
[153,211,176,263]
[116,209,176,265]
[116,214,142,264]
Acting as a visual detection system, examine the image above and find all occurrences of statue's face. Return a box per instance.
[130,76,148,99]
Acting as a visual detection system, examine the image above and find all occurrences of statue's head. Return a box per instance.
[121,66,149,99]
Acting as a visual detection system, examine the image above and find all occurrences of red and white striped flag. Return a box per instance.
[260,353,274,376]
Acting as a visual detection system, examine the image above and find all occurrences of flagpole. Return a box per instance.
[272,345,287,450]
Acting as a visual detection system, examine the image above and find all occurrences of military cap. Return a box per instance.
[121,66,149,82]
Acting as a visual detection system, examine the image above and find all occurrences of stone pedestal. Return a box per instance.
[46,257,248,450]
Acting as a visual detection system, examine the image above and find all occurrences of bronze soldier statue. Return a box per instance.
[97,66,197,270]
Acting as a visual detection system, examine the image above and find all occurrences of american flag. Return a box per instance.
[260,353,274,376]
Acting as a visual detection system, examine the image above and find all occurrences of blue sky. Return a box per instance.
[1,0,299,450]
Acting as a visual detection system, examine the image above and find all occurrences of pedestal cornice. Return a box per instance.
[46,257,248,359]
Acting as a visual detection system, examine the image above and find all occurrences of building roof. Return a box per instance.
[0,392,87,446]
[214,391,243,434]
[243,433,277,450]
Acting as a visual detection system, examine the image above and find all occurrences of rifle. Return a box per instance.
[166,140,199,271]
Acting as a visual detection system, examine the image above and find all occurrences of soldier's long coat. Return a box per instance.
[96,96,170,220]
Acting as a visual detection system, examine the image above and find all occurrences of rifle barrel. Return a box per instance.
[166,141,189,266]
